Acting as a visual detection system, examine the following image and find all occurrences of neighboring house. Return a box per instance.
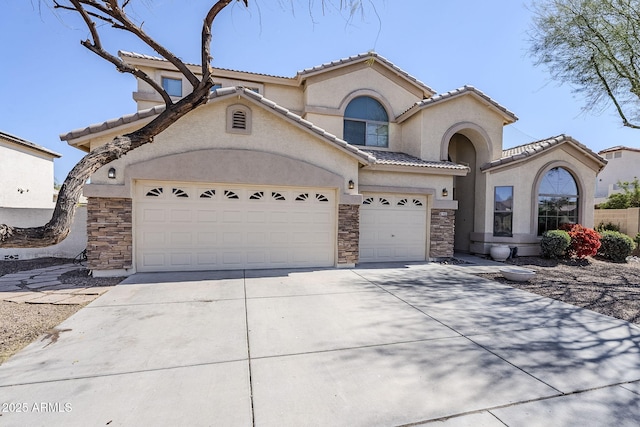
[60,51,606,276]
[0,131,87,260]
[0,131,60,209]
[595,146,640,204]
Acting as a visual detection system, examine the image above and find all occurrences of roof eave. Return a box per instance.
[297,53,436,97]
[364,163,469,176]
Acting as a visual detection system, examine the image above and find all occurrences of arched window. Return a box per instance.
[537,167,579,235]
[343,96,389,147]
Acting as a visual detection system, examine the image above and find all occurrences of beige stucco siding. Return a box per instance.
[304,66,420,118]
[418,96,505,162]
[359,169,452,200]
[485,145,599,236]
[0,142,55,208]
[262,84,304,113]
[89,98,360,192]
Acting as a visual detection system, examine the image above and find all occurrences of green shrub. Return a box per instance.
[541,230,571,259]
[598,231,636,262]
[596,222,620,232]
[635,233,640,248]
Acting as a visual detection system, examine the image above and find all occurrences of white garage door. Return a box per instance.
[359,193,427,263]
[135,181,336,271]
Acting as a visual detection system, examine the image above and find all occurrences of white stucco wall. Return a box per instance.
[0,206,87,260]
[595,149,640,200]
[0,142,56,209]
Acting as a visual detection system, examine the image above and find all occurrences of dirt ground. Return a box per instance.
[0,258,123,364]
[479,256,640,325]
[1,256,639,365]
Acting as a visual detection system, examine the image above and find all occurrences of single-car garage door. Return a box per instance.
[359,193,427,263]
[134,181,336,271]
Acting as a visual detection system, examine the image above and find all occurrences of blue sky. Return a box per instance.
[2,0,638,183]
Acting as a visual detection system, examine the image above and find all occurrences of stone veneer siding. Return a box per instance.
[337,204,360,265]
[430,209,455,258]
[87,197,133,271]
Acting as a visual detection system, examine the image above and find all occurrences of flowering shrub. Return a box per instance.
[563,224,601,258]
[599,231,636,262]
[541,230,571,259]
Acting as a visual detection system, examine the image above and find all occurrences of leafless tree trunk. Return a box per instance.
[0,0,367,248]
[0,0,241,248]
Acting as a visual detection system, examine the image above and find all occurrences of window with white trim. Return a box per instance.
[343,96,389,147]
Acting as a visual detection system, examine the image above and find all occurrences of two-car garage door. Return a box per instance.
[134,181,336,272]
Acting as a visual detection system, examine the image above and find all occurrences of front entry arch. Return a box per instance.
[448,134,477,252]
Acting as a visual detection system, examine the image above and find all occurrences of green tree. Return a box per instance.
[530,0,640,129]
[0,0,366,248]
[600,177,640,208]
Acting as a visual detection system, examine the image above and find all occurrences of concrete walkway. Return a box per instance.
[0,262,638,426]
[0,264,110,305]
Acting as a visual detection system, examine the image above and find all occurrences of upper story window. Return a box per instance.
[162,77,182,97]
[343,96,389,147]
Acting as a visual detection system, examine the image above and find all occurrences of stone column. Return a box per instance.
[86,197,133,272]
[430,209,455,258]
[337,204,360,267]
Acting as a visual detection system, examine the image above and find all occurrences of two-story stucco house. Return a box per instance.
[595,146,640,204]
[60,52,606,276]
[0,131,60,209]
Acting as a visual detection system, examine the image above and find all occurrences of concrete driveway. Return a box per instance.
[1,263,639,426]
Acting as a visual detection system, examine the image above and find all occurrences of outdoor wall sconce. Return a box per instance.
[348,180,355,190]
[442,188,448,197]
[108,167,116,179]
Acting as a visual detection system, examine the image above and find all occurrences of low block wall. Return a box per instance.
[0,206,88,260]
[594,207,640,237]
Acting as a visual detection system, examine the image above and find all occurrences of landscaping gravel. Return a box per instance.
[479,256,640,325]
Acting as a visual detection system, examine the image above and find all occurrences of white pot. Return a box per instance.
[490,245,511,262]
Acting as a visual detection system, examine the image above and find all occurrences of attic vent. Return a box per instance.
[232,110,247,129]
[226,104,252,134]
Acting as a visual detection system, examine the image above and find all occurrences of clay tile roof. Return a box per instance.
[118,51,293,80]
[399,85,518,123]
[59,105,166,141]
[362,149,469,171]
[297,52,436,95]
[481,134,607,171]
[60,87,375,165]
[0,130,61,158]
[598,145,640,154]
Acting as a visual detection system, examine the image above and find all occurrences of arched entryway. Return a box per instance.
[448,134,476,252]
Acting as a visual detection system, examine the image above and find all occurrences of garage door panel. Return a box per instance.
[360,193,427,263]
[170,253,191,266]
[197,232,217,245]
[142,208,165,223]
[196,210,218,222]
[196,253,217,265]
[222,210,243,223]
[142,253,165,267]
[135,181,335,271]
